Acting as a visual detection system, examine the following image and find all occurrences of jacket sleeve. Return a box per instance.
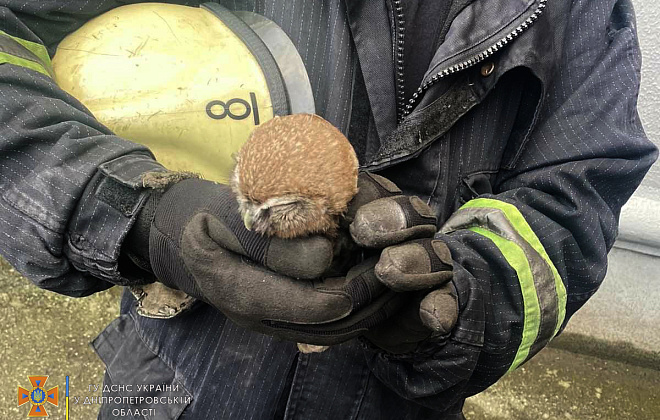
[0,2,167,297]
[362,0,658,411]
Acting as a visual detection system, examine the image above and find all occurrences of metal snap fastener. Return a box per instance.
[480,62,495,77]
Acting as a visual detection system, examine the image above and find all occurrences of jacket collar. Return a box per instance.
[344,0,549,141]
[344,0,398,142]
[421,0,544,86]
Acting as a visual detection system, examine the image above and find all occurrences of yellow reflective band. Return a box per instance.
[468,226,541,372]
[0,30,53,70]
[0,30,53,77]
[461,198,567,337]
[0,51,51,77]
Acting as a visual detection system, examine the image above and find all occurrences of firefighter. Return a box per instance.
[0,1,655,419]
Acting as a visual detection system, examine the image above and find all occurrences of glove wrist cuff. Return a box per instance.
[124,171,200,276]
[124,188,162,273]
[149,219,206,299]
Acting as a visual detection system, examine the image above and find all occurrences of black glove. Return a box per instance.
[125,177,405,345]
[349,193,458,354]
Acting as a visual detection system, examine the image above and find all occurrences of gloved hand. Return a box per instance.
[124,176,406,345]
[349,192,459,354]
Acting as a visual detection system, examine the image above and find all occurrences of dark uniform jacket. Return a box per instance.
[0,0,656,419]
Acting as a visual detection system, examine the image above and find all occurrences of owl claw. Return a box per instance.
[297,343,329,353]
[243,211,253,231]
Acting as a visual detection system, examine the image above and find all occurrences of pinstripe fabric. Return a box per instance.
[441,203,566,371]
[0,0,656,419]
[0,0,355,290]
[219,0,356,133]
[358,0,656,410]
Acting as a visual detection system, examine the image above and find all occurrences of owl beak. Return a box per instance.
[243,210,254,231]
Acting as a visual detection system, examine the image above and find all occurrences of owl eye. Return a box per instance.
[258,207,271,217]
[241,195,260,206]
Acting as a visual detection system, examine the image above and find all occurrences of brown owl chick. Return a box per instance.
[233,114,358,354]
[232,113,359,239]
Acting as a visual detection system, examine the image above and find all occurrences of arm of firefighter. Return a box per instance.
[361,0,658,411]
[0,3,166,296]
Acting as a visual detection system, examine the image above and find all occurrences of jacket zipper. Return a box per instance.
[392,0,406,122]
[397,0,547,119]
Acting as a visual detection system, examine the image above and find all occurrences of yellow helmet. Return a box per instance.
[53,3,314,184]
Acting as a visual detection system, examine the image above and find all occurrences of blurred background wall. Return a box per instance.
[563,0,660,354]
[616,0,660,255]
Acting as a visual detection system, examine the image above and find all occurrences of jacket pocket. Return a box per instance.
[92,315,192,419]
[457,171,497,207]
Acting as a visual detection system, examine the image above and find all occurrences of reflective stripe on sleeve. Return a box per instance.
[0,30,53,77]
[440,198,567,371]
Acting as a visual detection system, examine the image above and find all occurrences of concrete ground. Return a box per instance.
[1,256,659,420]
[563,247,660,354]
[0,257,119,419]
[464,343,660,420]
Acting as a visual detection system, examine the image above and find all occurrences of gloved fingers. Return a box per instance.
[349,195,437,248]
[419,282,458,336]
[343,172,402,225]
[247,258,401,346]
[317,257,389,312]
[203,212,334,279]
[362,283,458,354]
[181,227,395,339]
[259,288,407,346]
[362,293,432,354]
[179,229,354,324]
[375,239,453,292]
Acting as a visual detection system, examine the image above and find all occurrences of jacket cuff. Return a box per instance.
[64,153,167,285]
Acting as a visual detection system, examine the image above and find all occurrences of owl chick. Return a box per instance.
[232,113,359,239]
[233,114,359,355]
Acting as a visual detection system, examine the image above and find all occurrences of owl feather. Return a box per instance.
[232,114,359,239]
